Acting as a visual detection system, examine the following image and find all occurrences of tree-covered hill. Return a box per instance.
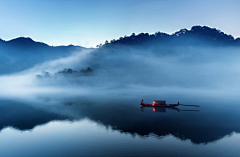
[99,26,240,48]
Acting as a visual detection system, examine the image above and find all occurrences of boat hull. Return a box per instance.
[140,103,178,107]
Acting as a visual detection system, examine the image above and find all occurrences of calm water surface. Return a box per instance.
[0,95,240,157]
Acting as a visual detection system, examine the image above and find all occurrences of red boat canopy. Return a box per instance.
[153,100,166,105]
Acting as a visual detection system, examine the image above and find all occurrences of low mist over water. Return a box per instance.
[1,45,240,102]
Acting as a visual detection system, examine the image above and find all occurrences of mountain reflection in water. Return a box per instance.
[0,98,240,146]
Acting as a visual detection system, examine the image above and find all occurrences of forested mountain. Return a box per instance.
[1,26,239,74]
[99,26,240,48]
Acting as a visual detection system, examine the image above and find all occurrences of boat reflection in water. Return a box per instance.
[141,106,199,112]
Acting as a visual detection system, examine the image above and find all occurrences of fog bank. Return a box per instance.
[0,46,240,105]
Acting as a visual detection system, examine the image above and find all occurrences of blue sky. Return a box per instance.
[0,0,239,47]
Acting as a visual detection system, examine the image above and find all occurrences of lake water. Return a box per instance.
[0,93,240,157]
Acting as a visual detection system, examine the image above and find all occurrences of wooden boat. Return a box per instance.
[140,100,179,107]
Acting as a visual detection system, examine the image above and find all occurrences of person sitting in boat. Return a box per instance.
[141,99,144,105]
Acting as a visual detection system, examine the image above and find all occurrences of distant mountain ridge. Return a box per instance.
[0,37,82,49]
[0,37,85,74]
[1,25,239,49]
[99,26,240,48]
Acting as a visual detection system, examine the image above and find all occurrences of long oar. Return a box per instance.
[177,102,200,107]
[179,109,199,111]
[179,104,200,107]
[168,107,199,112]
